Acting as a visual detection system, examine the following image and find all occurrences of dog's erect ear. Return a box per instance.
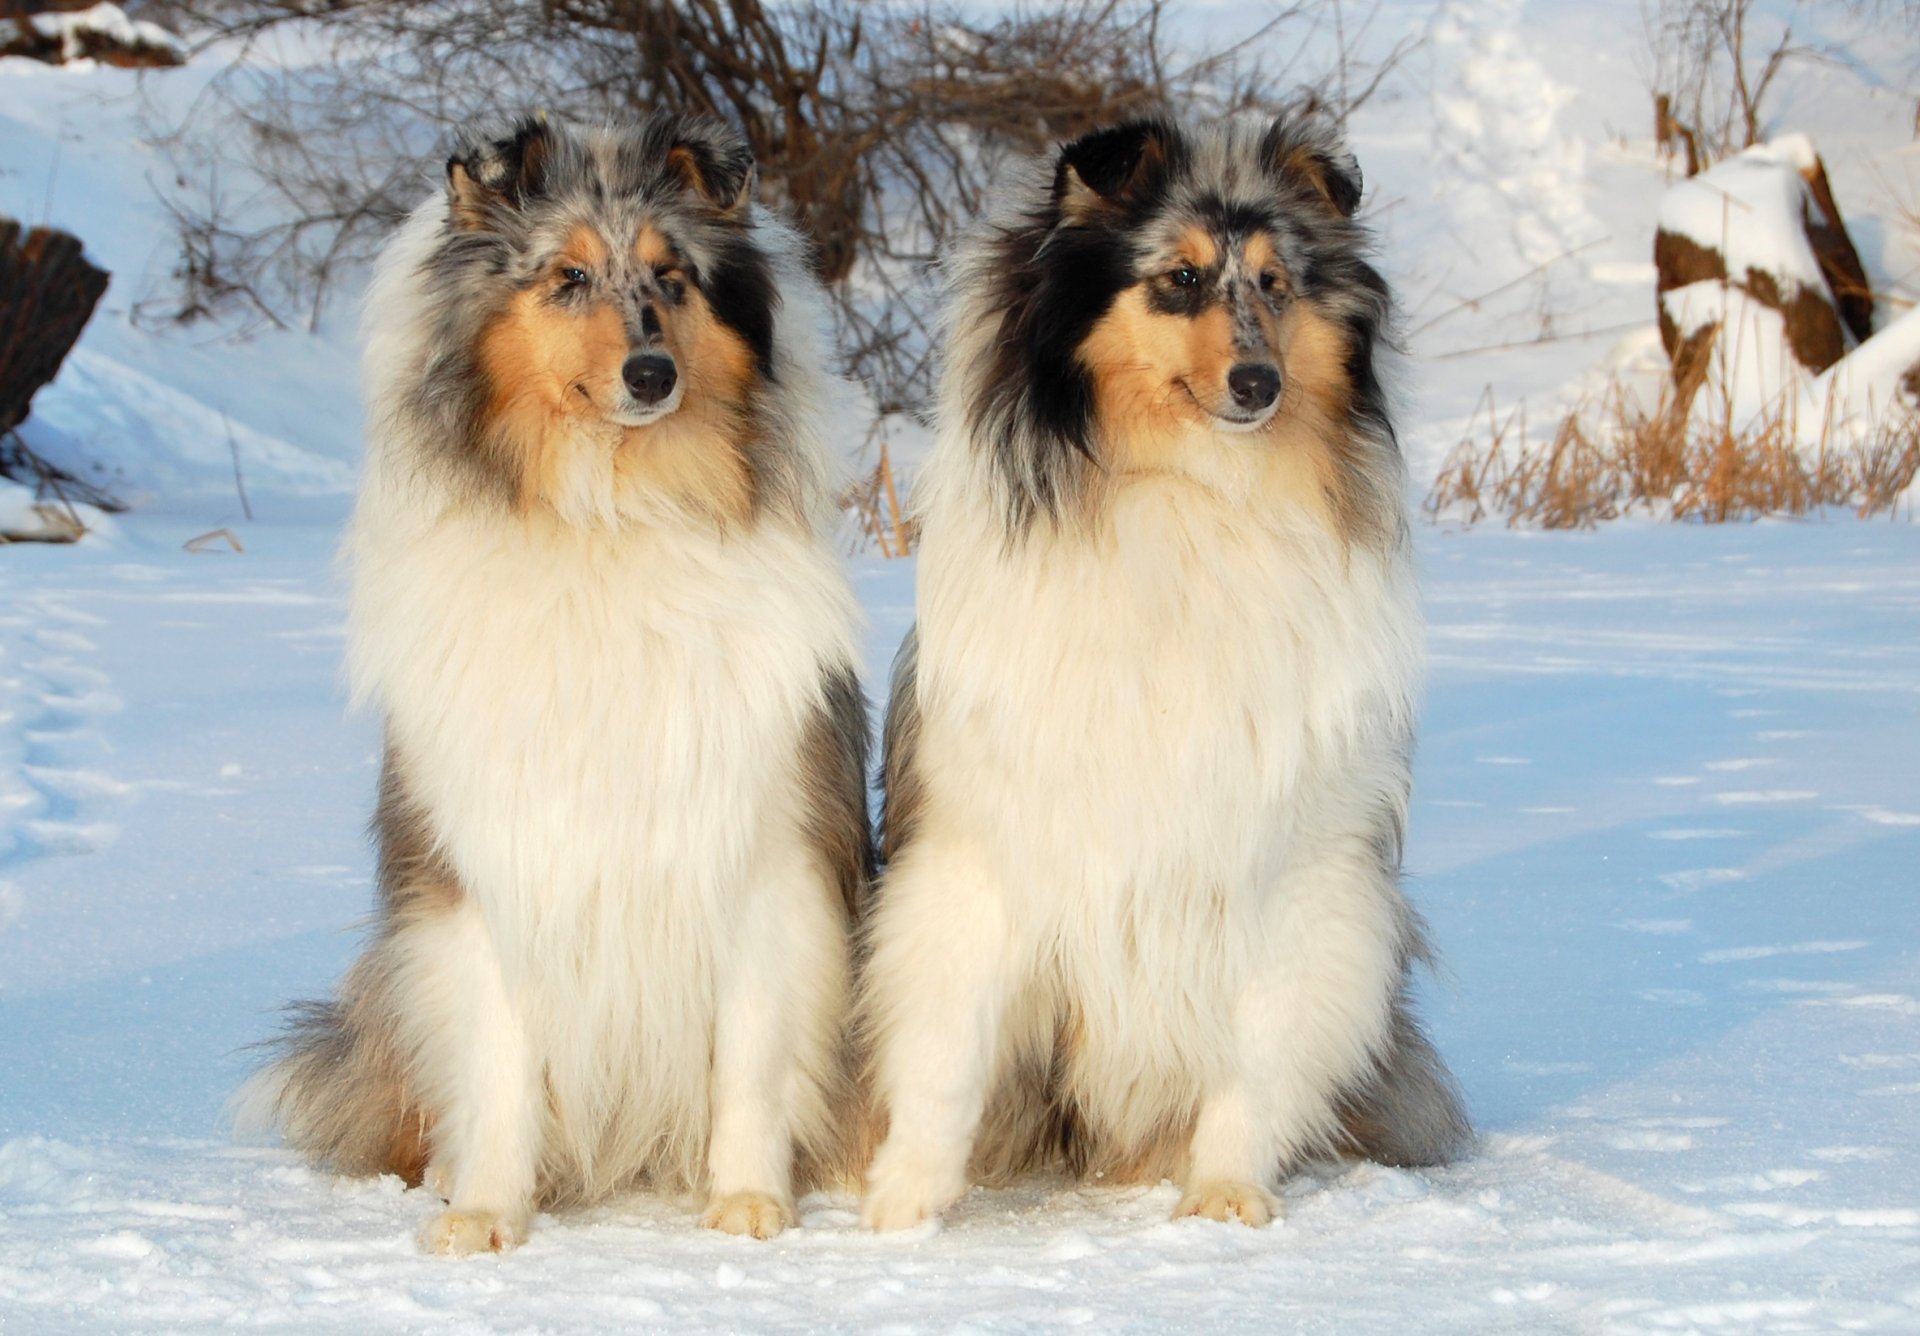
[448,115,556,232]
[1259,118,1362,219]
[1053,118,1177,222]
[665,132,756,219]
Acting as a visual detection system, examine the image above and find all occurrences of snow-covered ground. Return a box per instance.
[3,1,1918,1330]
[4,519,1920,1333]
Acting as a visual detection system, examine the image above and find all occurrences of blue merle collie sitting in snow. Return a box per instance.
[859,114,1470,1230]
[239,112,871,1253]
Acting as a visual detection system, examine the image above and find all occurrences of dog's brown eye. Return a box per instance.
[1260,271,1282,293]
[560,267,589,288]
[1171,267,1200,288]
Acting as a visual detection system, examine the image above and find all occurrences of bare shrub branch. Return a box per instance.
[1642,0,1811,171]
[144,0,1417,418]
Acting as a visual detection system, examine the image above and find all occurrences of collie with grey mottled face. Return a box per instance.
[860,114,1469,1231]
[237,113,872,1253]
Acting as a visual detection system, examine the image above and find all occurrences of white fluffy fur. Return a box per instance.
[861,365,1423,1229]
[341,196,860,1251]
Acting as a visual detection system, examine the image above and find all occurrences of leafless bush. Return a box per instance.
[146,0,1417,418]
[1645,0,1806,173]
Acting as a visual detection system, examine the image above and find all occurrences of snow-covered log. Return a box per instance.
[1654,136,1870,404]
[0,2,183,68]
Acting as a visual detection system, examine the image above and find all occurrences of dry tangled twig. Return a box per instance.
[144,0,1417,419]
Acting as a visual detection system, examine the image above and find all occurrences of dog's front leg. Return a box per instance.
[860,841,1017,1231]
[1179,843,1402,1226]
[701,844,852,1239]
[400,897,543,1255]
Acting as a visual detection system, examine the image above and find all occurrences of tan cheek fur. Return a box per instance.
[475,271,762,526]
[1256,305,1358,540]
[612,289,759,526]
[1080,284,1365,543]
[1080,287,1210,456]
[477,288,629,512]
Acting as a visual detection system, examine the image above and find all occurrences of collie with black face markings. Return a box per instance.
[237,113,872,1253]
[860,114,1469,1231]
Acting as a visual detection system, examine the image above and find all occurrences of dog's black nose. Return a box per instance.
[1227,362,1281,412]
[622,353,678,406]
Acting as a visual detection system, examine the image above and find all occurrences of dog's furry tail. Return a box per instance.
[1335,991,1471,1168]
[232,978,429,1186]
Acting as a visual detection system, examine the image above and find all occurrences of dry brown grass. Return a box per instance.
[843,430,916,558]
[1426,352,1919,528]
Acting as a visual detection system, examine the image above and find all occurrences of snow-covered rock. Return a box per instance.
[1655,136,1870,401]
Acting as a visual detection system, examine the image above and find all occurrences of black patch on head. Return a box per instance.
[702,234,779,379]
[1194,196,1280,239]
[1144,264,1216,318]
[1055,117,1182,215]
[973,222,1139,525]
[969,118,1197,529]
[1340,263,1393,423]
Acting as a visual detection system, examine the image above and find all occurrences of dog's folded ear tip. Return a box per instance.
[1052,117,1179,218]
[1259,118,1364,218]
[445,115,559,229]
[665,130,758,217]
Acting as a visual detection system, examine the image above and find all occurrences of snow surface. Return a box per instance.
[3,1,1919,1330]
[4,511,1918,1334]
[1805,304,1920,445]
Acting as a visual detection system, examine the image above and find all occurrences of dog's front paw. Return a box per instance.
[860,1163,962,1232]
[418,1207,529,1255]
[860,1181,941,1232]
[1174,1180,1278,1227]
[699,1190,795,1240]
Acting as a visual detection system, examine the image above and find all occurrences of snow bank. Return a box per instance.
[1804,304,1920,438]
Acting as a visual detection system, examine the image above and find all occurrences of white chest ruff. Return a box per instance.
[905,480,1421,1132]
[349,510,855,976]
[916,480,1420,901]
